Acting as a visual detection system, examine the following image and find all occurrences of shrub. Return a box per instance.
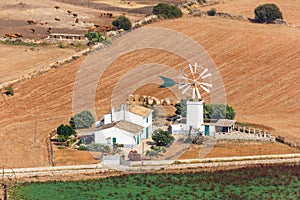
[204,104,236,120]
[153,3,182,19]
[78,145,87,151]
[146,150,159,159]
[207,8,217,16]
[57,124,76,142]
[70,110,95,129]
[112,16,132,30]
[197,0,207,4]
[86,143,110,152]
[85,32,105,45]
[3,86,14,96]
[152,129,174,146]
[254,4,283,23]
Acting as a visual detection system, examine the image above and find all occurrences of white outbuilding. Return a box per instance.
[93,120,144,148]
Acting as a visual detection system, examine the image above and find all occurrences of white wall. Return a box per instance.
[171,124,189,134]
[186,100,204,129]
[94,127,141,148]
[104,114,112,124]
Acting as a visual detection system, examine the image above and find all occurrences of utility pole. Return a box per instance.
[34,110,38,145]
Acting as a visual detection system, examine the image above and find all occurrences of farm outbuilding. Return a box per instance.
[47,33,87,41]
[203,119,236,136]
[93,120,144,148]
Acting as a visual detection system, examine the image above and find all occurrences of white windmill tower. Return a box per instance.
[178,63,212,131]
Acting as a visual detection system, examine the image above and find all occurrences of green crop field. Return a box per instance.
[10,164,300,200]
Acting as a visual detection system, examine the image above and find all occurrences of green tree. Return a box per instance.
[152,129,174,146]
[85,32,105,45]
[175,99,236,120]
[175,97,192,117]
[57,124,76,142]
[153,3,182,19]
[112,16,132,30]
[204,104,236,120]
[254,4,283,23]
[70,110,95,129]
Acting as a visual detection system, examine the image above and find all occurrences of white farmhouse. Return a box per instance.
[87,104,153,148]
[103,104,153,140]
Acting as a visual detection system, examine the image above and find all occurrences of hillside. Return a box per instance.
[149,17,300,143]
[0,44,76,84]
[0,17,299,168]
[204,0,300,26]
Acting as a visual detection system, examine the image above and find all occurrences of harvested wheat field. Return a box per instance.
[53,145,99,166]
[0,58,83,168]
[148,17,300,145]
[179,141,300,159]
[0,16,299,168]
[204,0,300,26]
[0,44,77,83]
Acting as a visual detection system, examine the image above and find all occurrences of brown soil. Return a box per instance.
[0,44,76,83]
[179,141,300,159]
[53,145,99,166]
[0,57,83,168]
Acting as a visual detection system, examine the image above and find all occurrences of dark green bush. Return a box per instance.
[78,145,87,151]
[85,32,105,45]
[4,86,14,96]
[70,110,95,129]
[207,8,217,16]
[153,3,182,19]
[152,129,174,146]
[112,15,132,30]
[254,4,283,23]
[57,124,76,142]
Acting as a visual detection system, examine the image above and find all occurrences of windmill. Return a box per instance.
[178,63,212,100]
[159,63,213,131]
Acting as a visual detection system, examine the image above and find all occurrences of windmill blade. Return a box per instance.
[178,75,188,80]
[189,64,194,76]
[197,81,213,88]
[178,83,188,89]
[192,88,196,99]
[179,70,188,77]
[201,72,212,79]
[199,68,208,78]
[182,85,191,94]
[194,63,198,74]
[178,83,187,89]
[200,85,211,94]
[196,87,201,99]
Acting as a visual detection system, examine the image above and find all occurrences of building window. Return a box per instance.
[146,117,148,123]
[112,137,116,144]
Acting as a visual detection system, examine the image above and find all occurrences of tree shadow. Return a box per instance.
[248,18,261,24]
